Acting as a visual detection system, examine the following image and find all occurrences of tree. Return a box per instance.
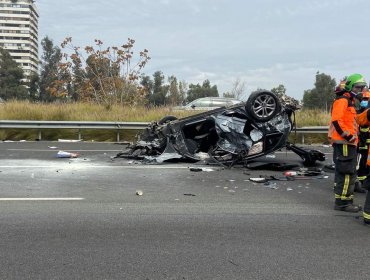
[178,80,187,105]
[28,71,39,101]
[0,48,28,100]
[39,36,62,102]
[148,71,167,105]
[271,84,286,98]
[167,76,185,106]
[223,92,235,98]
[187,79,219,102]
[230,78,246,99]
[303,72,336,111]
[140,74,154,104]
[56,37,150,108]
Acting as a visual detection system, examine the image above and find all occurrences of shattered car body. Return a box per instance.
[117,90,325,166]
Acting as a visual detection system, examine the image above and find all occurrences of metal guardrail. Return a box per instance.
[0,120,328,142]
[0,120,150,141]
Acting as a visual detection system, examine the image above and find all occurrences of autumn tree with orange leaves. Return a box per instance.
[52,37,150,108]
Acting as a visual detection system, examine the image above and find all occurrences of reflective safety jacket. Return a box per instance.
[328,92,358,146]
[356,109,370,165]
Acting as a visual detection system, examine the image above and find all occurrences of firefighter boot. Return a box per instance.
[334,203,362,213]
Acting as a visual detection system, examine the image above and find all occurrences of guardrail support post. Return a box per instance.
[38,130,42,140]
[78,129,82,140]
[302,134,305,144]
[116,130,120,142]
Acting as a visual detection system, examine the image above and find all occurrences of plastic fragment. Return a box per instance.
[57,151,79,158]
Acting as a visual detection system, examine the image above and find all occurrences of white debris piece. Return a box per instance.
[58,139,82,142]
[57,151,79,158]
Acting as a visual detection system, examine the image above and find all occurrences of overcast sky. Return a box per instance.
[36,0,370,100]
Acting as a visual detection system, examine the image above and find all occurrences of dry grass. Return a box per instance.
[294,109,331,127]
[0,101,195,121]
[0,101,331,142]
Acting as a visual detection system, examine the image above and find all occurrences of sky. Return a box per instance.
[36,0,370,100]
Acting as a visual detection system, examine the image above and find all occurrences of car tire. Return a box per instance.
[246,90,281,121]
[158,115,178,125]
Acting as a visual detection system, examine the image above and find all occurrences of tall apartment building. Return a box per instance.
[0,0,39,78]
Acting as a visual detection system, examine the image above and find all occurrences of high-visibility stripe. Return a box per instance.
[360,127,369,132]
[335,194,353,200]
[342,174,350,197]
[358,176,367,181]
[343,144,348,157]
[366,139,370,143]
[363,212,370,220]
[359,146,368,150]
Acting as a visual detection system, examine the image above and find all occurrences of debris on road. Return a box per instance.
[57,150,80,158]
[189,167,215,172]
[246,162,299,171]
[58,139,82,142]
[248,167,329,184]
[136,190,143,196]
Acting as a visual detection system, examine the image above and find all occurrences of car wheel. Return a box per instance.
[158,115,178,125]
[246,91,281,121]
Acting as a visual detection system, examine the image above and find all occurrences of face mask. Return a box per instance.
[360,100,369,108]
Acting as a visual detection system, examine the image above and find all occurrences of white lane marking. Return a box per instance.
[0,198,85,201]
[6,149,122,152]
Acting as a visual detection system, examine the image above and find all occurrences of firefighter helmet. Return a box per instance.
[344,73,367,91]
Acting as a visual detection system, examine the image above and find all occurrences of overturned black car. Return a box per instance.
[117,90,325,166]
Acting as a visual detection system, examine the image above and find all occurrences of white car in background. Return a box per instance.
[174,97,242,111]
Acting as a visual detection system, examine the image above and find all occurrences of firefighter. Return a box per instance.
[355,90,370,193]
[328,73,367,212]
[356,86,370,224]
[335,78,347,94]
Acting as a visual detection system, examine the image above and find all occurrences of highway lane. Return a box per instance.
[0,141,369,280]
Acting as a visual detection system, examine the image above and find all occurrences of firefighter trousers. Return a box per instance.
[333,144,357,206]
[357,147,369,182]
[364,191,370,223]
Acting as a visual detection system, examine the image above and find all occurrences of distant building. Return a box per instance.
[0,0,39,79]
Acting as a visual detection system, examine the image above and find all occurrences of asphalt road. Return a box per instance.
[0,141,369,280]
